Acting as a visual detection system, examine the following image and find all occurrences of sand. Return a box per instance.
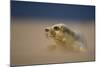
[11,19,95,65]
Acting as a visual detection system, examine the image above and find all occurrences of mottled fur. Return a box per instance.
[44,23,86,52]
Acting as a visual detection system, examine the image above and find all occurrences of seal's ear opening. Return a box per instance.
[61,25,75,37]
[61,25,69,32]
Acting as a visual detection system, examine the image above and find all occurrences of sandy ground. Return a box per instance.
[11,19,95,65]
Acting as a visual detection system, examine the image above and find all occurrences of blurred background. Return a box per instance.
[11,1,95,65]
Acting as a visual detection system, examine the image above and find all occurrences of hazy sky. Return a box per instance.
[11,1,95,21]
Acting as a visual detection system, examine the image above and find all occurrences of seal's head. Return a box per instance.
[44,23,71,40]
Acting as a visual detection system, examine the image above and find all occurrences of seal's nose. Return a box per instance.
[45,28,49,32]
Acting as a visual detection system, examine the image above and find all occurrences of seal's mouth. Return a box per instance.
[47,31,56,38]
[50,30,56,36]
[45,28,56,38]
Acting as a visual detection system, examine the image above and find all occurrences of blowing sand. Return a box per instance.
[11,19,95,65]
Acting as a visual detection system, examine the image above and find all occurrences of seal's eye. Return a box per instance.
[54,26,60,31]
[45,28,49,32]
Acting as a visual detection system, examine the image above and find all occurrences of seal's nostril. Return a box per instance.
[45,28,49,32]
[54,26,60,31]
